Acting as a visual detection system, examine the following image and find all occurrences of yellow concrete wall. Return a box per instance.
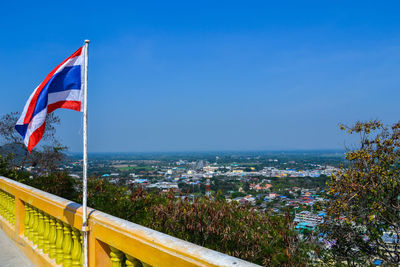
[0,177,258,267]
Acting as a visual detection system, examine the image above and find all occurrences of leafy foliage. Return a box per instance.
[322,121,400,265]
[84,177,312,266]
[149,193,312,266]
[0,111,66,172]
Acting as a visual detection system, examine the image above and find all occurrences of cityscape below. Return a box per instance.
[61,151,344,232]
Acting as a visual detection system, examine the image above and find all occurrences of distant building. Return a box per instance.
[294,211,325,232]
[196,160,204,170]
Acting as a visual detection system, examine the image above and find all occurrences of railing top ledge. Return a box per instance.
[1,176,69,202]
[0,176,91,214]
[92,211,260,267]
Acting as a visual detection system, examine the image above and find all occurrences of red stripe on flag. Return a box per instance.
[47,101,81,113]
[24,47,83,124]
[27,122,46,153]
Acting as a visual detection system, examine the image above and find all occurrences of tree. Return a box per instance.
[0,111,66,172]
[149,192,312,266]
[0,111,60,145]
[322,121,400,265]
[243,181,250,192]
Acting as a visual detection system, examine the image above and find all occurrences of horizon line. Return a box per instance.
[67,149,345,154]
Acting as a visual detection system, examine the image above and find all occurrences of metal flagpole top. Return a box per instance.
[85,39,90,43]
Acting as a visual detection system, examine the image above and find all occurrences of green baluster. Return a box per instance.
[71,229,82,267]
[110,246,124,267]
[4,193,9,221]
[2,193,5,220]
[7,195,10,222]
[32,208,39,245]
[0,192,4,218]
[27,205,35,240]
[2,192,6,219]
[55,219,64,264]
[80,233,83,265]
[126,254,142,267]
[9,195,13,224]
[11,196,15,224]
[1,192,5,219]
[43,213,50,254]
[24,204,30,237]
[8,196,12,224]
[2,193,6,220]
[49,217,57,259]
[62,222,73,267]
[0,191,3,218]
[38,211,45,249]
[5,194,10,223]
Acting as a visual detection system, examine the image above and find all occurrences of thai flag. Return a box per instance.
[15,47,85,152]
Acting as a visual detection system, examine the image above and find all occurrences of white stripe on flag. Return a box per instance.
[54,54,84,75]
[16,86,39,126]
[47,89,82,105]
[23,108,47,147]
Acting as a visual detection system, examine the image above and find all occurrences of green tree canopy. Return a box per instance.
[323,121,400,265]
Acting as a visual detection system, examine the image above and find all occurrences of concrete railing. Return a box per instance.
[0,176,259,267]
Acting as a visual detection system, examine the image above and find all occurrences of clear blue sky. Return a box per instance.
[1,1,399,152]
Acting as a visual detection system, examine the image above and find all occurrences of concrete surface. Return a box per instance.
[0,229,35,267]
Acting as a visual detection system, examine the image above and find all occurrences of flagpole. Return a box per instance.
[82,39,90,267]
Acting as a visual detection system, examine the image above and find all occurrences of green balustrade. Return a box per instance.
[62,222,73,267]
[2,191,6,219]
[55,219,64,264]
[32,208,39,245]
[0,191,3,217]
[22,203,82,266]
[71,229,82,267]
[109,246,153,267]
[6,194,11,223]
[0,191,15,225]
[24,204,30,237]
[11,196,15,223]
[80,233,83,265]
[110,246,125,267]
[28,204,35,240]
[37,211,45,249]
[1,191,4,218]
[43,213,50,254]
[9,196,13,223]
[49,217,57,259]
[5,194,9,222]
[126,254,142,267]
[0,191,4,218]
[1,188,159,267]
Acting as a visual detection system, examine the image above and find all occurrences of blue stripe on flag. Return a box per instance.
[15,124,28,139]
[32,65,81,118]
[47,65,81,94]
